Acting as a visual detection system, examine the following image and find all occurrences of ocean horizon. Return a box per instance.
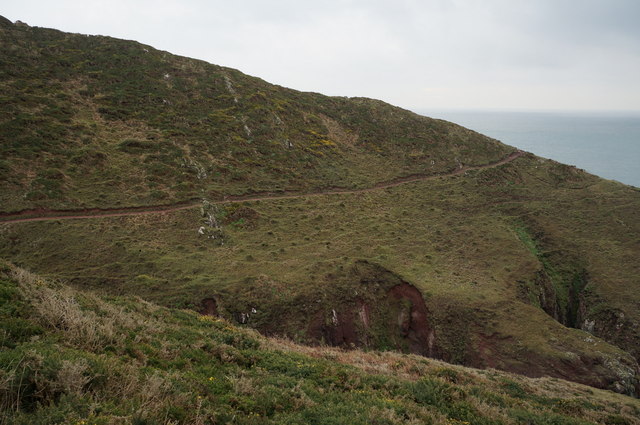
[419,109,640,188]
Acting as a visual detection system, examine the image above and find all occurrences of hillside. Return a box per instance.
[0,15,510,213]
[1,16,640,401]
[2,263,640,424]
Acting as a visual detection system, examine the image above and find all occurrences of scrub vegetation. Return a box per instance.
[1,16,640,422]
[2,264,639,425]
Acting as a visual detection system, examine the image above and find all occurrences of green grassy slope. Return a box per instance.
[2,263,639,425]
[3,153,639,395]
[0,16,510,213]
[1,17,639,397]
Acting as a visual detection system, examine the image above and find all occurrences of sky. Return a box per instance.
[3,0,640,112]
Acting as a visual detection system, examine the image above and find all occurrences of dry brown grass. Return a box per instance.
[55,359,91,396]
[8,263,161,351]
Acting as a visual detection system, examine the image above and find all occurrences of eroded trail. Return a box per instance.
[1,151,524,224]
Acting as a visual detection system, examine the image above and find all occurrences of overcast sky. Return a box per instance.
[3,0,640,112]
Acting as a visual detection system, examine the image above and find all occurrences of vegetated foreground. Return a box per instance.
[1,15,640,403]
[2,263,640,425]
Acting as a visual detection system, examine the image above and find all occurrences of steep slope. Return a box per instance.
[0,16,510,213]
[2,263,640,424]
[1,17,639,397]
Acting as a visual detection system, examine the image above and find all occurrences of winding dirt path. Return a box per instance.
[0,151,524,224]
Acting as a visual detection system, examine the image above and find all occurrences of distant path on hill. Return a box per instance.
[0,151,524,224]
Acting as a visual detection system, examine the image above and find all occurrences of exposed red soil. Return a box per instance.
[308,306,361,347]
[0,151,524,224]
[466,332,640,396]
[200,298,219,316]
[388,282,437,357]
[307,281,438,357]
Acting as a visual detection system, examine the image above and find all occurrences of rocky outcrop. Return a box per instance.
[307,262,438,358]
[580,299,640,366]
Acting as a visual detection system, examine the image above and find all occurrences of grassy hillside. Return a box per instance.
[2,263,640,425]
[1,17,640,399]
[3,152,639,396]
[0,16,510,213]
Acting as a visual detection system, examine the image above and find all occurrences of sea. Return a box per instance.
[419,110,640,188]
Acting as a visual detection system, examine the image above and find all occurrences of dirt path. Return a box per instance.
[0,151,524,224]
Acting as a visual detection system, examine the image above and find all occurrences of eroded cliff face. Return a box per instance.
[200,260,640,396]
[465,327,640,397]
[512,224,640,395]
[388,282,436,357]
[307,279,437,359]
